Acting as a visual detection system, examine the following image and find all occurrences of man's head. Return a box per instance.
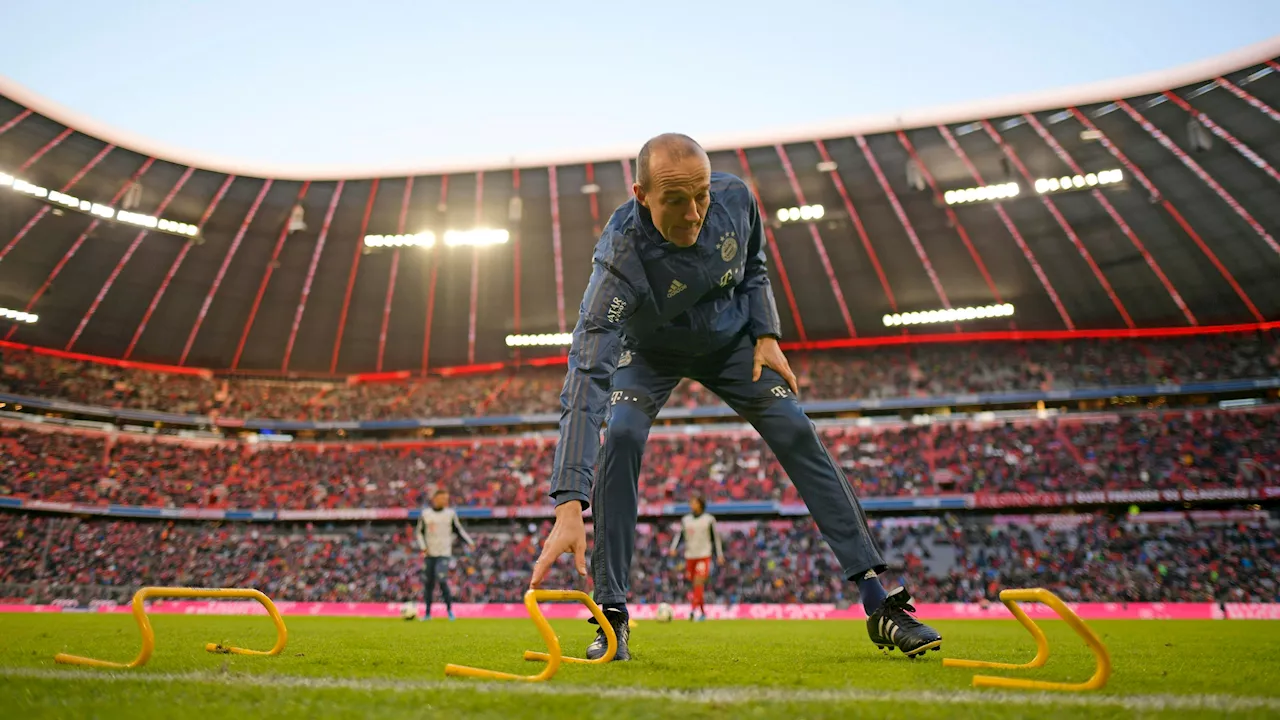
[691,495,706,516]
[432,488,449,510]
[634,133,711,248]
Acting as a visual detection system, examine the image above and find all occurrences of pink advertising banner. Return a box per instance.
[3,601,1277,620]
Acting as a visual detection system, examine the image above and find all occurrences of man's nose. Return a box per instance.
[685,203,701,223]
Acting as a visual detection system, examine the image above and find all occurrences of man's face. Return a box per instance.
[691,498,705,516]
[635,154,711,247]
[433,492,448,510]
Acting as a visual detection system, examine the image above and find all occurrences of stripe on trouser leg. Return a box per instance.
[747,399,890,579]
[815,439,887,578]
[592,392,659,605]
[591,443,608,600]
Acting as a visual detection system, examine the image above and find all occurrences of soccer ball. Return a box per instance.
[400,602,418,620]
[656,602,674,623]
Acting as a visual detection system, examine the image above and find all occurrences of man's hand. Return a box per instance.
[716,556,725,567]
[530,500,587,588]
[752,336,798,396]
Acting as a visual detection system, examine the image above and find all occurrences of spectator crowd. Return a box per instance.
[3,334,1276,421]
[2,409,1276,511]
[1,512,1274,606]
[2,334,1275,611]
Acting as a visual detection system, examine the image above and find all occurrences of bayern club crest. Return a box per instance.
[718,232,738,262]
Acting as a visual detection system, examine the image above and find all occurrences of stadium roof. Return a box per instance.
[3,38,1279,180]
[1,40,1278,375]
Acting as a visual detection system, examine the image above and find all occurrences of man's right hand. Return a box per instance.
[530,500,587,588]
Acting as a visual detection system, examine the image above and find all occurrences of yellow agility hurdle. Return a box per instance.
[54,586,288,670]
[445,589,616,682]
[943,587,1112,692]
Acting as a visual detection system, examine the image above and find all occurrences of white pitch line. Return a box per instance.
[3,667,1280,714]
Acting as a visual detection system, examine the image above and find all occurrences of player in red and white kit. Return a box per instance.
[668,496,724,621]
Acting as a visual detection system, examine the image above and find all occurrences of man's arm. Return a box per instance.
[668,522,684,556]
[414,513,427,552]
[451,511,475,549]
[710,517,725,562]
[548,251,639,508]
[741,187,782,340]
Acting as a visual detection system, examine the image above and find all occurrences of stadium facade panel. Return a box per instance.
[0,42,1277,374]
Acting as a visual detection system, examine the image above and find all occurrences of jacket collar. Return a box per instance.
[633,195,716,250]
[635,201,668,246]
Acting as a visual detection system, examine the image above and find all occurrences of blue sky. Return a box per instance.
[2,1,1277,169]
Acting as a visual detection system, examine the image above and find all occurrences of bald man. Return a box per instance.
[531,134,941,661]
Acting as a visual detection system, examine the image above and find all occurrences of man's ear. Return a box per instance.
[633,183,647,207]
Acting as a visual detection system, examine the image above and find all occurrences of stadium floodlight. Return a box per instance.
[775,204,825,224]
[1034,169,1123,194]
[882,303,1015,327]
[504,333,573,347]
[48,190,81,209]
[0,306,38,324]
[117,210,159,229]
[364,232,436,248]
[158,219,199,236]
[0,168,198,238]
[444,228,510,247]
[13,178,48,198]
[943,182,1019,206]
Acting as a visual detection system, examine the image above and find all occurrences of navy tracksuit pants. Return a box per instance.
[591,332,886,605]
[423,556,453,614]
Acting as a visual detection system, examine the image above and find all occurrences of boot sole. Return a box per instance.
[586,652,631,662]
[903,639,943,658]
[872,639,943,657]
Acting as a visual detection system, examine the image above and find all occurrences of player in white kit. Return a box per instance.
[668,496,723,621]
[414,489,474,620]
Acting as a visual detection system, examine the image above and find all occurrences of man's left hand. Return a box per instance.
[752,336,798,396]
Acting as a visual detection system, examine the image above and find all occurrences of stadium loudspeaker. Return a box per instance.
[123,182,143,211]
[54,586,289,670]
[288,204,307,233]
[444,588,617,682]
[943,587,1112,692]
[905,161,926,192]
[1187,118,1213,152]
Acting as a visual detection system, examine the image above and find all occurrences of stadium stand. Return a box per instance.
[2,512,1274,606]
[2,334,1277,420]
[2,407,1275,510]
[2,38,1279,625]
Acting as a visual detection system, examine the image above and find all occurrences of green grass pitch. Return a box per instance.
[2,613,1279,718]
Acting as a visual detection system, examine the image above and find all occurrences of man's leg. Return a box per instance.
[687,559,708,618]
[439,560,455,619]
[683,562,697,619]
[590,353,682,610]
[695,335,942,655]
[422,557,437,619]
[585,352,680,661]
[701,560,713,617]
[693,575,706,617]
[693,337,886,587]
